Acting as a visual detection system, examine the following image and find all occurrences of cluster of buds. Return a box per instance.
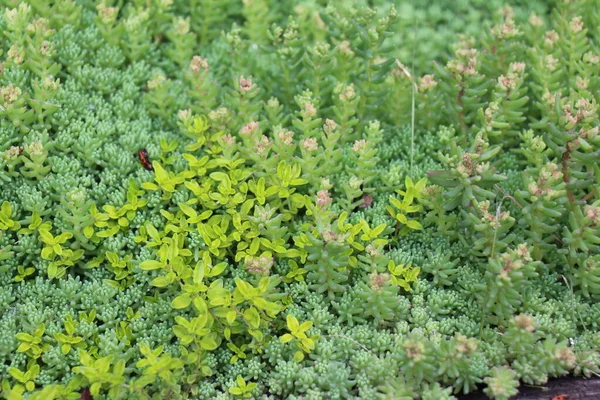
[496,73,520,92]
[253,205,278,223]
[351,139,368,154]
[544,30,559,47]
[323,119,338,136]
[491,14,520,39]
[447,48,479,78]
[172,17,190,36]
[220,133,236,148]
[96,3,119,26]
[189,56,209,75]
[239,75,256,93]
[321,228,345,245]
[319,179,333,191]
[4,3,32,30]
[455,334,478,355]
[512,314,536,333]
[576,76,589,90]
[24,141,45,158]
[498,245,533,281]
[337,40,354,57]
[583,52,600,65]
[240,121,260,136]
[569,16,584,33]
[26,17,54,37]
[0,84,22,108]
[208,107,231,126]
[348,176,363,190]
[526,163,563,200]
[315,190,332,208]
[254,135,272,157]
[336,84,356,102]
[301,103,317,119]
[7,45,24,64]
[521,130,546,154]
[365,244,380,257]
[541,90,557,107]
[300,138,318,152]
[3,146,22,161]
[528,13,543,28]
[245,256,274,276]
[418,74,437,93]
[41,75,60,92]
[177,109,193,124]
[455,152,484,178]
[477,201,510,229]
[584,204,600,227]
[40,40,54,58]
[562,98,597,128]
[554,346,577,368]
[403,339,427,362]
[368,270,391,291]
[544,55,559,72]
[276,128,294,146]
[147,73,167,90]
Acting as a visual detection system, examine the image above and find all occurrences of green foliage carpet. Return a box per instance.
[1,0,599,399]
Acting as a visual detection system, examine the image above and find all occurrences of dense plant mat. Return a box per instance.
[1,0,600,399]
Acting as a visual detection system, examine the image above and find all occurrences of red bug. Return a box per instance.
[137,148,153,171]
[552,395,569,400]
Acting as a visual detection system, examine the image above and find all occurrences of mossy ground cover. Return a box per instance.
[1,1,600,399]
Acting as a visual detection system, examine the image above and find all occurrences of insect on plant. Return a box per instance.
[137,148,153,171]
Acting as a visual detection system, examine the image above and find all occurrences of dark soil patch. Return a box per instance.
[458,376,600,400]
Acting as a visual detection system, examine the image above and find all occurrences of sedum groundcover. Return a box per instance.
[1,0,600,399]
